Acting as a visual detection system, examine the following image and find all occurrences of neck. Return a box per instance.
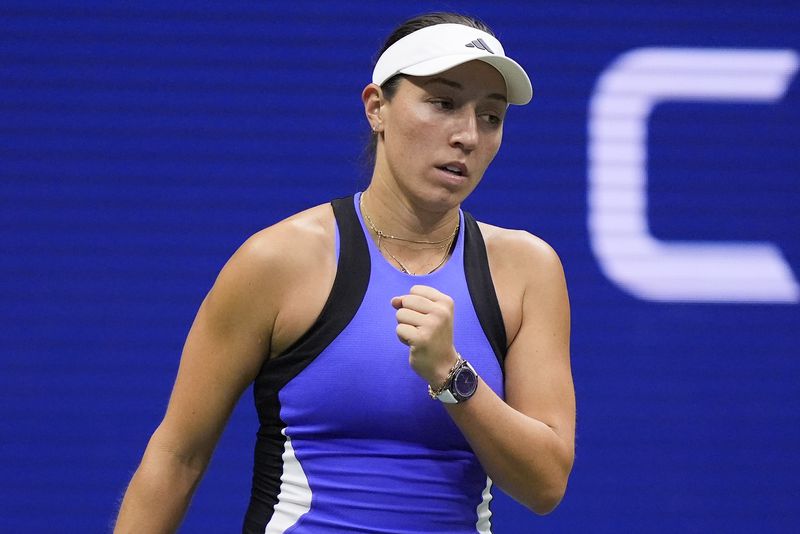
[361,183,460,245]
[360,186,460,275]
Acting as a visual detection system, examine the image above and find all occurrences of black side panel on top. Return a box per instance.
[243,391,284,534]
[463,211,508,369]
[252,195,371,406]
[245,196,371,533]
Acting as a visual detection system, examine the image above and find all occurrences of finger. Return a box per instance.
[396,307,426,327]
[390,296,404,310]
[410,285,453,308]
[396,323,417,346]
[395,294,437,314]
[409,284,446,301]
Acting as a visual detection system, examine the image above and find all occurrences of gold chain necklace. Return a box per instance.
[360,194,459,275]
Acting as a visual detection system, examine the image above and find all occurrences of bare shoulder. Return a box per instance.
[220,202,337,357]
[475,222,567,346]
[206,203,337,349]
[220,201,337,305]
[236,202,335,273]
[477,221,565,286]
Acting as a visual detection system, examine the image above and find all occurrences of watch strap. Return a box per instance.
[435,388,459,404]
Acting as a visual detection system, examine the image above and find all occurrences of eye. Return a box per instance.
[480,112,503,126]
[429,98,454,110]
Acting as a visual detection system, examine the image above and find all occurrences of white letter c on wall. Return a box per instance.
[588,48,799,303]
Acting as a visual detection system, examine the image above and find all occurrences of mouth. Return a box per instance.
[437,162,468,178]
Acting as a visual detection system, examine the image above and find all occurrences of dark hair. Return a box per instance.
[361,12,496,172]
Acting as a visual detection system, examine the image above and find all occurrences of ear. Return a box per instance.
[362,83,384,133]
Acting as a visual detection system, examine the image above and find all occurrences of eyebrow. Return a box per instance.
[422,76,508,103]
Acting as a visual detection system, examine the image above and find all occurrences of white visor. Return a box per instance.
[372,23,533,105]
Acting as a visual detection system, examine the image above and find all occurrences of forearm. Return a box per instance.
[446,379,573,515]
[114,437,207,533]
[391,284,573,512]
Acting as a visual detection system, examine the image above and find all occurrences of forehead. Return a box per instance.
[405,60,507,99]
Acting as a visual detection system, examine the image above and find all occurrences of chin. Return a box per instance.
[414,185,472,213]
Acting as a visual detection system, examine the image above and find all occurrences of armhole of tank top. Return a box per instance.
[463,211,507,370]
[253,196,371,399]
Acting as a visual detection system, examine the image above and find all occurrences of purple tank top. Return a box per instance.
[244,193,507,533]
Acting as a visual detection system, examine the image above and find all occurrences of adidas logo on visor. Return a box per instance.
[465,38,494,54]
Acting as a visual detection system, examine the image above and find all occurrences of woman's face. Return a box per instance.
[376,60,507,211]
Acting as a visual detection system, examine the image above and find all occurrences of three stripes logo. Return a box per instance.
[465,38,494,54]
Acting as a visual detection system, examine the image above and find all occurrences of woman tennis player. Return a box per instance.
[115,11,575,533]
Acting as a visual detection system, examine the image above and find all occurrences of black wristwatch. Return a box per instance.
[431,358,479,404]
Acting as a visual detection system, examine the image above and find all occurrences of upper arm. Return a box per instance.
[151,231,286,467]
[151,204,337,468]
[500,233,575,461]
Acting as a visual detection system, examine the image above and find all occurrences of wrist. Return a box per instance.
[427,353,479,404]
[427,351,461,395]
[425,349,460,389]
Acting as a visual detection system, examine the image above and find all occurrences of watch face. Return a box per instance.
[453,366,478,399]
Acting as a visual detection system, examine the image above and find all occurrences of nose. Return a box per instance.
[450,108,479,152]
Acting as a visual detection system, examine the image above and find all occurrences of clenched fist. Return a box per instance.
[391,285,460,387]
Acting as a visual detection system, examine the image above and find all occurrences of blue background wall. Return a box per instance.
[1,2,798,532]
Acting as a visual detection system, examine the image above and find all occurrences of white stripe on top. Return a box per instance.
[476,476,493,534]
[265,429,312,534]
